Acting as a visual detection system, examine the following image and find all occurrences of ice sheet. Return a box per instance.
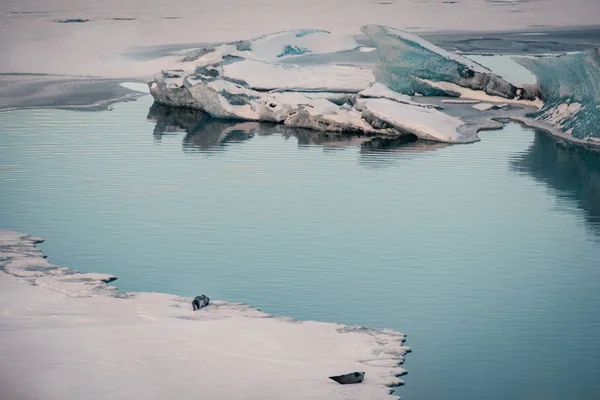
[0,229,410,400]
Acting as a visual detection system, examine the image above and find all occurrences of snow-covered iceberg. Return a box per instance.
[514,49,600,143]
[182,29,359,65]
[360,25,537,101]
[147,27,547,144]
[0,229,411,400]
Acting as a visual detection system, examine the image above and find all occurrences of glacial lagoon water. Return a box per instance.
[1,96,600,400]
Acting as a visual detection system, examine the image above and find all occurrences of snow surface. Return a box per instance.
[357,82,442,109]
[222,60,374,92]
[0,229,410,400]
[356,98,477,143]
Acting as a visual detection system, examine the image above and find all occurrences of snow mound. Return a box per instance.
[0,229,410,400]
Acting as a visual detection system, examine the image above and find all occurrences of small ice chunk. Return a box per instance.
[119,82,150,93]
[471,102,509,111]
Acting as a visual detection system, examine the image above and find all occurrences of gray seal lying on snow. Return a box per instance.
[192,295,210,311]
[329,371,365,384]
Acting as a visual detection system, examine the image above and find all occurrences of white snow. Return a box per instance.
[465,55,538,86]
[222,60,374,92]
[0,230,410,400]
[243,30,359,61]
[358,83,442,109]
[417,78,544,109]
[472,102,509,111]
[356,98,476,143]
[119,82,151,93]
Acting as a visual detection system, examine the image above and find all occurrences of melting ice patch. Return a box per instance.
[515,49,600,141]
[0,229,410,400]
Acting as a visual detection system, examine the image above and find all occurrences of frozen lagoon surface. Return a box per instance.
[2,97,600,400]
[0,232,409,400]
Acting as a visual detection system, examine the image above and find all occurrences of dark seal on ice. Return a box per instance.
[329,371,365,384]
[192,295,210,311]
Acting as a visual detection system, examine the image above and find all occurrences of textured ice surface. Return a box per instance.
[515,49,600,141]
[0,229,410,400]
[361,25,536,100]
[148,27,555,144]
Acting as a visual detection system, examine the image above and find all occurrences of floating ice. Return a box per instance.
[221,60,374,92]
[360,25,537,100]
[239,29,359,61]
[515,49,600,141]
[357,82,442,109]
[0,229,410,400]
[356,97,478,143]
[183,29,359,66]
[148,28,554,144]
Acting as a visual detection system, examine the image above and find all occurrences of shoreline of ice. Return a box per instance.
[0,229,411,400]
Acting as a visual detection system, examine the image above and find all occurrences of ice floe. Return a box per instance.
[146,26,599,145]
[0,229,410,400]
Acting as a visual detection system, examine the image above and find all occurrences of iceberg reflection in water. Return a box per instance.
[146,102,451,155]
[511,131,600,235]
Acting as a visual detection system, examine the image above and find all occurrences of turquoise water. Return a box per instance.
[1,96,600,400]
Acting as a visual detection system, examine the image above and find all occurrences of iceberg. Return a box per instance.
[0,230,410,400]
[514,49,600,142]
[148,27,553,145]
[149,69,490,143]
[356,97,478,143]
[360,25,537,101]
[221,60,374,92]
[183,29,360,65]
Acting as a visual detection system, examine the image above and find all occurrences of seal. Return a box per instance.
[192,295,210,311]
[329,371,365,385]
